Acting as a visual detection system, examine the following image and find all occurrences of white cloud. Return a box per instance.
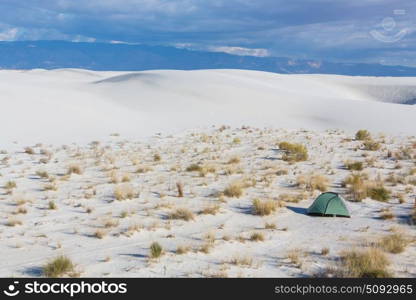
[0,27,19,41]
[209,46,270,57]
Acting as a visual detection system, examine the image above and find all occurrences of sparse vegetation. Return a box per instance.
[250,232,265,242]
[355,130,371,141]
[345,161,364,171]
[378,233,409,254]
[169,208,195,221]
[224,181,244,198]
[279,142,308,162]
[337,248,391,278]
[114,183,137,200]
[252,198,277,216]
[150,242,163,259]
[43,255,74,277]
[67,164,83,175]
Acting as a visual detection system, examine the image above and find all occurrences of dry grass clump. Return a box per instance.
[36,170,49,179]
[48,200,57,210]
[344,173,390,202]
[223,181,244,198]
[114,183,137,200]
[44,183,58,191]
[153,153,161,162]
[378,233,410,254]
[297,174,329,192]
[279,142,308,162]
[230,255,253,267]
[355,130,371,141]
[337,247,391,278]
[94,229,107,239]
[168,208,195,221]
[250,232,265,242]
[67,164,83,175]
[43,255,74,277]
[343,173,368,201]
[6,218,22,227]
[345,161,364,171]
[278,193,306,203]
[150,242,164,258]
[186,164,202,172]
[367,186,391,202]
[5,180,16,190]
[252,198,277,216]
[265,222,277,230]
[200,204,220,215]
[24,147,35,154]
[136,165,152,173]
[321,247,330,256]
[176,245,191,255]
[362,140,381,151]
[286,248,304,267]
[176,182,184,197]
[227,156,241,164]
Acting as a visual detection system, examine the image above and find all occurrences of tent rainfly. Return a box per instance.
[307,192,350,217]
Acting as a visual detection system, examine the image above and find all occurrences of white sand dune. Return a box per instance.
[1,69,415,148]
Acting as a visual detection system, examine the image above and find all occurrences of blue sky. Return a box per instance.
[0,0,415,66]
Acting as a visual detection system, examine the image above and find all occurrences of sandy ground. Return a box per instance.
[0,127,415,277]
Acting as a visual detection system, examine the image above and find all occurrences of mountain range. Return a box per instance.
[1,40,416,76]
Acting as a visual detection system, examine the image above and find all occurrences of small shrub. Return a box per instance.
[230,255,253,266]
[232,137,241,144]
[48,200,57,210]
[43,255,74,277]
[250,232,265,242]
[176,245,191,255]
[368,186,391,202]
[5,180,16,190]
[200,204,220,215]
[114,183,137,200]
[150,242,163,258]
[94,229,107,239]
[338,248,391,278]
[252,199,277,216]
[176,182,184,197]
[265,222,276,230]
[186,164,202,172]
[321,247,330,255]
[6,218,22,227]
[153,153,161,162]
[279,142,308,162]
[297,174,329,192]
[36,170,49,179]
[345,161,364,171]
[24,147,35,154]
[67,164,83,175]
[378,233,409,254]
[169,208,195,221]
[363,140,381,151]
[223,181,244,198]
[355,130,371,141]
[227,156,241,164]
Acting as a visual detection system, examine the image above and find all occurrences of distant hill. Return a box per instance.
[1,40,416,76]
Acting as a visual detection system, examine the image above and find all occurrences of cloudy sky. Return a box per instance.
[0,0,415,66]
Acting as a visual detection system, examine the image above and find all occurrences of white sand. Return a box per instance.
[0,69,415,278]
[1,69,415,149]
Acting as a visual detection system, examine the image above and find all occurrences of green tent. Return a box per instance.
[307,192,350,217]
